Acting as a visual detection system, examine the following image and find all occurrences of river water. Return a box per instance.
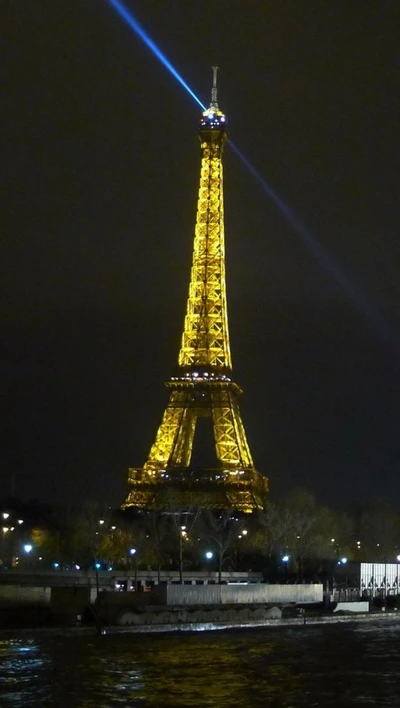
[1,621,400,706]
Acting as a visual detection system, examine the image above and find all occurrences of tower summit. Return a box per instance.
[123,70,268,512]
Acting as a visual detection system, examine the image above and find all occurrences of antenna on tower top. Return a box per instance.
[210,66,219,108]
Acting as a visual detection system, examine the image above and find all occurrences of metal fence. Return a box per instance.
[360,563,400,598]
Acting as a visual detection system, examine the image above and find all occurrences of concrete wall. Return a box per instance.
[0,569,263,589]
[334,601,369,613]
[98,588,166,606]
[0,585,51,606]
[163,584,323,606]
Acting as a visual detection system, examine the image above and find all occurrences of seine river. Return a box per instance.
[1,621,400,706]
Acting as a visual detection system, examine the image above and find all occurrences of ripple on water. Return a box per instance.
[0,622,400,706]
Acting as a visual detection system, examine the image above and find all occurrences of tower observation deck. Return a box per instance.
[123,69,268,512]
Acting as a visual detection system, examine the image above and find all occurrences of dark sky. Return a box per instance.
[2,1,400,508]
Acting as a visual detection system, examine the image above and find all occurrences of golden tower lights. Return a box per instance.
[123,69,268,512]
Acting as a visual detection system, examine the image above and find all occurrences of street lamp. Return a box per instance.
[2,527,10,562]
[2,513,9,520]
[129,548,138,591]
[282,555,290,563]
[23,544,33,554]
[205,551,213,560]
[242,529,248,536]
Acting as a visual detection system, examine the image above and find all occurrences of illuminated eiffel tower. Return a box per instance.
[123,69,268,512]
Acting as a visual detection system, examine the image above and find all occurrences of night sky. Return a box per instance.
[3,1,399,508]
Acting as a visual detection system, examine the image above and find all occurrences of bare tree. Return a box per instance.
[142,510,170,583]
[164,491,203,583]
[200,508,238,583]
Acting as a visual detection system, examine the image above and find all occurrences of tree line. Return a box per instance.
[1,489,399,581]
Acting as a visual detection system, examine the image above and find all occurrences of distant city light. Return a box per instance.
[95,562,101,570]
[75,564,81,570]
[111,526,116,530]
[242,530,248,536]
[17,519,24,525]
[397,555,400,562]
[2,527,9,534]
[331,538,335,543]
[23,544,33,553]
[282,555,290,562]
[99,519,105,525]
[129,548,136,556]
[53,562,59,569]
[340,557,348,564]
[2,513,9,520]
[205,551,213,560]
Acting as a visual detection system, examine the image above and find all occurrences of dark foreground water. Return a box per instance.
[1,621,400,706]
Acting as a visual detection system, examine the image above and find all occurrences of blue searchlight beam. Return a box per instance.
[106,0,205,110]
[105,0,392,343]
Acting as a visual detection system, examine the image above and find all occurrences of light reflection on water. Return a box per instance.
[0,622,400,706]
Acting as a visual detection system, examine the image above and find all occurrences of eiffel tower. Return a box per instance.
[123,69,268,513]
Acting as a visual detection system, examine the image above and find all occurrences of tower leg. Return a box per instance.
[211,389,253,468]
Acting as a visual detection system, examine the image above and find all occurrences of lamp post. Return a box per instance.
[22,543,33,568]
[282,554,290,582]
[94,561,101,599]
[2,527,9,564]
[129,548,138,591]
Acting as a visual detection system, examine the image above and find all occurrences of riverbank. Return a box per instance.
[0,609,398,638]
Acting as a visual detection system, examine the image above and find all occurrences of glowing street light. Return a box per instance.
[242,529,248,536]
[99,519,105,525]
[396,555,400,562]
[205,551,213,560]
[23,544,33,554]
[129,548,137,556]
[282,555,290,563]
[2,513,9,520]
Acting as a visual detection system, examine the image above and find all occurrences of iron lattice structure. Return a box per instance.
[123,70,268,512]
